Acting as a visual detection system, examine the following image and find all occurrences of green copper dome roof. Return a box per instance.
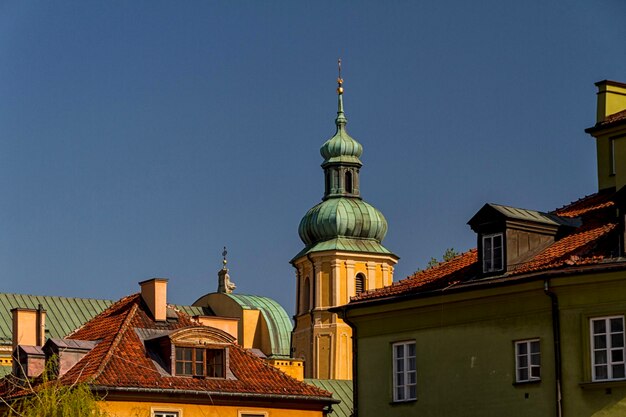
[320,92,363,167]
[298,197,388,246]
[295,69,396,259]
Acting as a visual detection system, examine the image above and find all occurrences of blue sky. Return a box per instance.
[1,1,625,315]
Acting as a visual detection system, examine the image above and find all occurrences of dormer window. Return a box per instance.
[175,346,225,378]
[143,326,236,380]
[482,233,503,273]
[469,203,580,276]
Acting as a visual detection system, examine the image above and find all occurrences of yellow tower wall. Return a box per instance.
[292,250,397,379]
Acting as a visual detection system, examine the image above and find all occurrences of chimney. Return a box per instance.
[595,80,626,123]
[11,306,46,350]
[587,80,626,192]
[139,278,168,321]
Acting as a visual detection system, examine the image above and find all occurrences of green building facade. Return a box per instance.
[338,81,626,417]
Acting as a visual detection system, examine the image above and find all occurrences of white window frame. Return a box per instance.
[515,339,541,383]
[152,411,180,417]
[591,315,626,381]
[482,233,504,273]
[392,341,416,402]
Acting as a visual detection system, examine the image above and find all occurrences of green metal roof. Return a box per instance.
[305,379,353,417]
[299,197,388,246]
[224,293,293,358]
[0,293,115,345]
[293,237,395,261]
[0,365,10,377]
[320,92,363,167]
[0,293,291,359]
[488,203,580,226]
[174,304,213,317]
[468,203,581,231]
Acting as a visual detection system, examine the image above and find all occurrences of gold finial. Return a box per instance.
[222,246,228,269]
[337,58,344,94]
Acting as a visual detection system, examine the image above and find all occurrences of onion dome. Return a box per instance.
[294,60,394,258]
[320,90,363,167]
[298,197,388,246]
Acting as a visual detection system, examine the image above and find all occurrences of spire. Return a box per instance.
[336,58,347,128]
[217,246,236,294]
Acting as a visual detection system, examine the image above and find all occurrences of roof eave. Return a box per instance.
[338,260,626,313]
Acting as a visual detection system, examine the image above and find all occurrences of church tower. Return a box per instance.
[291,64,398,379]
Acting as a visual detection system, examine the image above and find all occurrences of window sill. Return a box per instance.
[389,399,417,406]
[579,379,626,390]
[512,379,541,386]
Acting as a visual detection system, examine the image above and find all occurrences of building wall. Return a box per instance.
[349,271,626,417]
[101,400,325,417]
[292,251,396,379]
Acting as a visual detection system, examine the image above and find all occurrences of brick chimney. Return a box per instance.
[139,278,168,321]
[11,306,46,349]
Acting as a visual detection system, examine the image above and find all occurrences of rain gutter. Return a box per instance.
[544,279,563,417]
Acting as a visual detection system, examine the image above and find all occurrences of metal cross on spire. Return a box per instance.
[337,58,344,94]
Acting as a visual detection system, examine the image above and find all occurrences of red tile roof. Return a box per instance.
[2,294,333,404]
[353,191,620,303]
[552,189,615,218]
[586,109,626,133]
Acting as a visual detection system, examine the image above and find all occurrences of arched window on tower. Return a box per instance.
[345,171,353,194]
[355,273,366,296]
[302,277,310,313]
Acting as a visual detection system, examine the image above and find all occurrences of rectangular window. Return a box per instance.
[482,233,504,273]
[153,412,179,417]
[591,316,626,381]
[392,341,416,402]
[515,339,541,383]
[175,347,225,378]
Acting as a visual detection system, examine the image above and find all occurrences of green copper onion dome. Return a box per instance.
[297,65,389,251]
[298,198,388,246]
[319,91,363,167]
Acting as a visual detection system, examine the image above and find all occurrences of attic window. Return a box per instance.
[175,346,225,378]
[482,233,503,273]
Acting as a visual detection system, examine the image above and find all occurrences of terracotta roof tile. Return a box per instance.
[53,293,332,400]
[510,223,616,274]
[552,189,615,218]
[353,250,478,301]
[353,193,619,303]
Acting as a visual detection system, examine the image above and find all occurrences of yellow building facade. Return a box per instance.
[292,75,398,379]
[102,400,326,417]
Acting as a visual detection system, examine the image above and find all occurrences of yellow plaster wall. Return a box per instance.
[241,309,261,350]
[12,309,39,347]
[193,317,239,343]
[321,269,331,308]
[268,358,304,380]
[101,400,324,417]
[292,250,397,379]
[596,81,626,122]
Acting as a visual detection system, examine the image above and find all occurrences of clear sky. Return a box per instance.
[1,1,626,315]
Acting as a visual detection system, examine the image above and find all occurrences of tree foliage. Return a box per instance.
[425,247,459,269]
[1,357,108,417]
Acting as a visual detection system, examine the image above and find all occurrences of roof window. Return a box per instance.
[482,233,503,273]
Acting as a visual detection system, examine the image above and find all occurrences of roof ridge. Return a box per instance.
[66,293,139,338]
[91,301,139,381]
[0,292,114,302]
